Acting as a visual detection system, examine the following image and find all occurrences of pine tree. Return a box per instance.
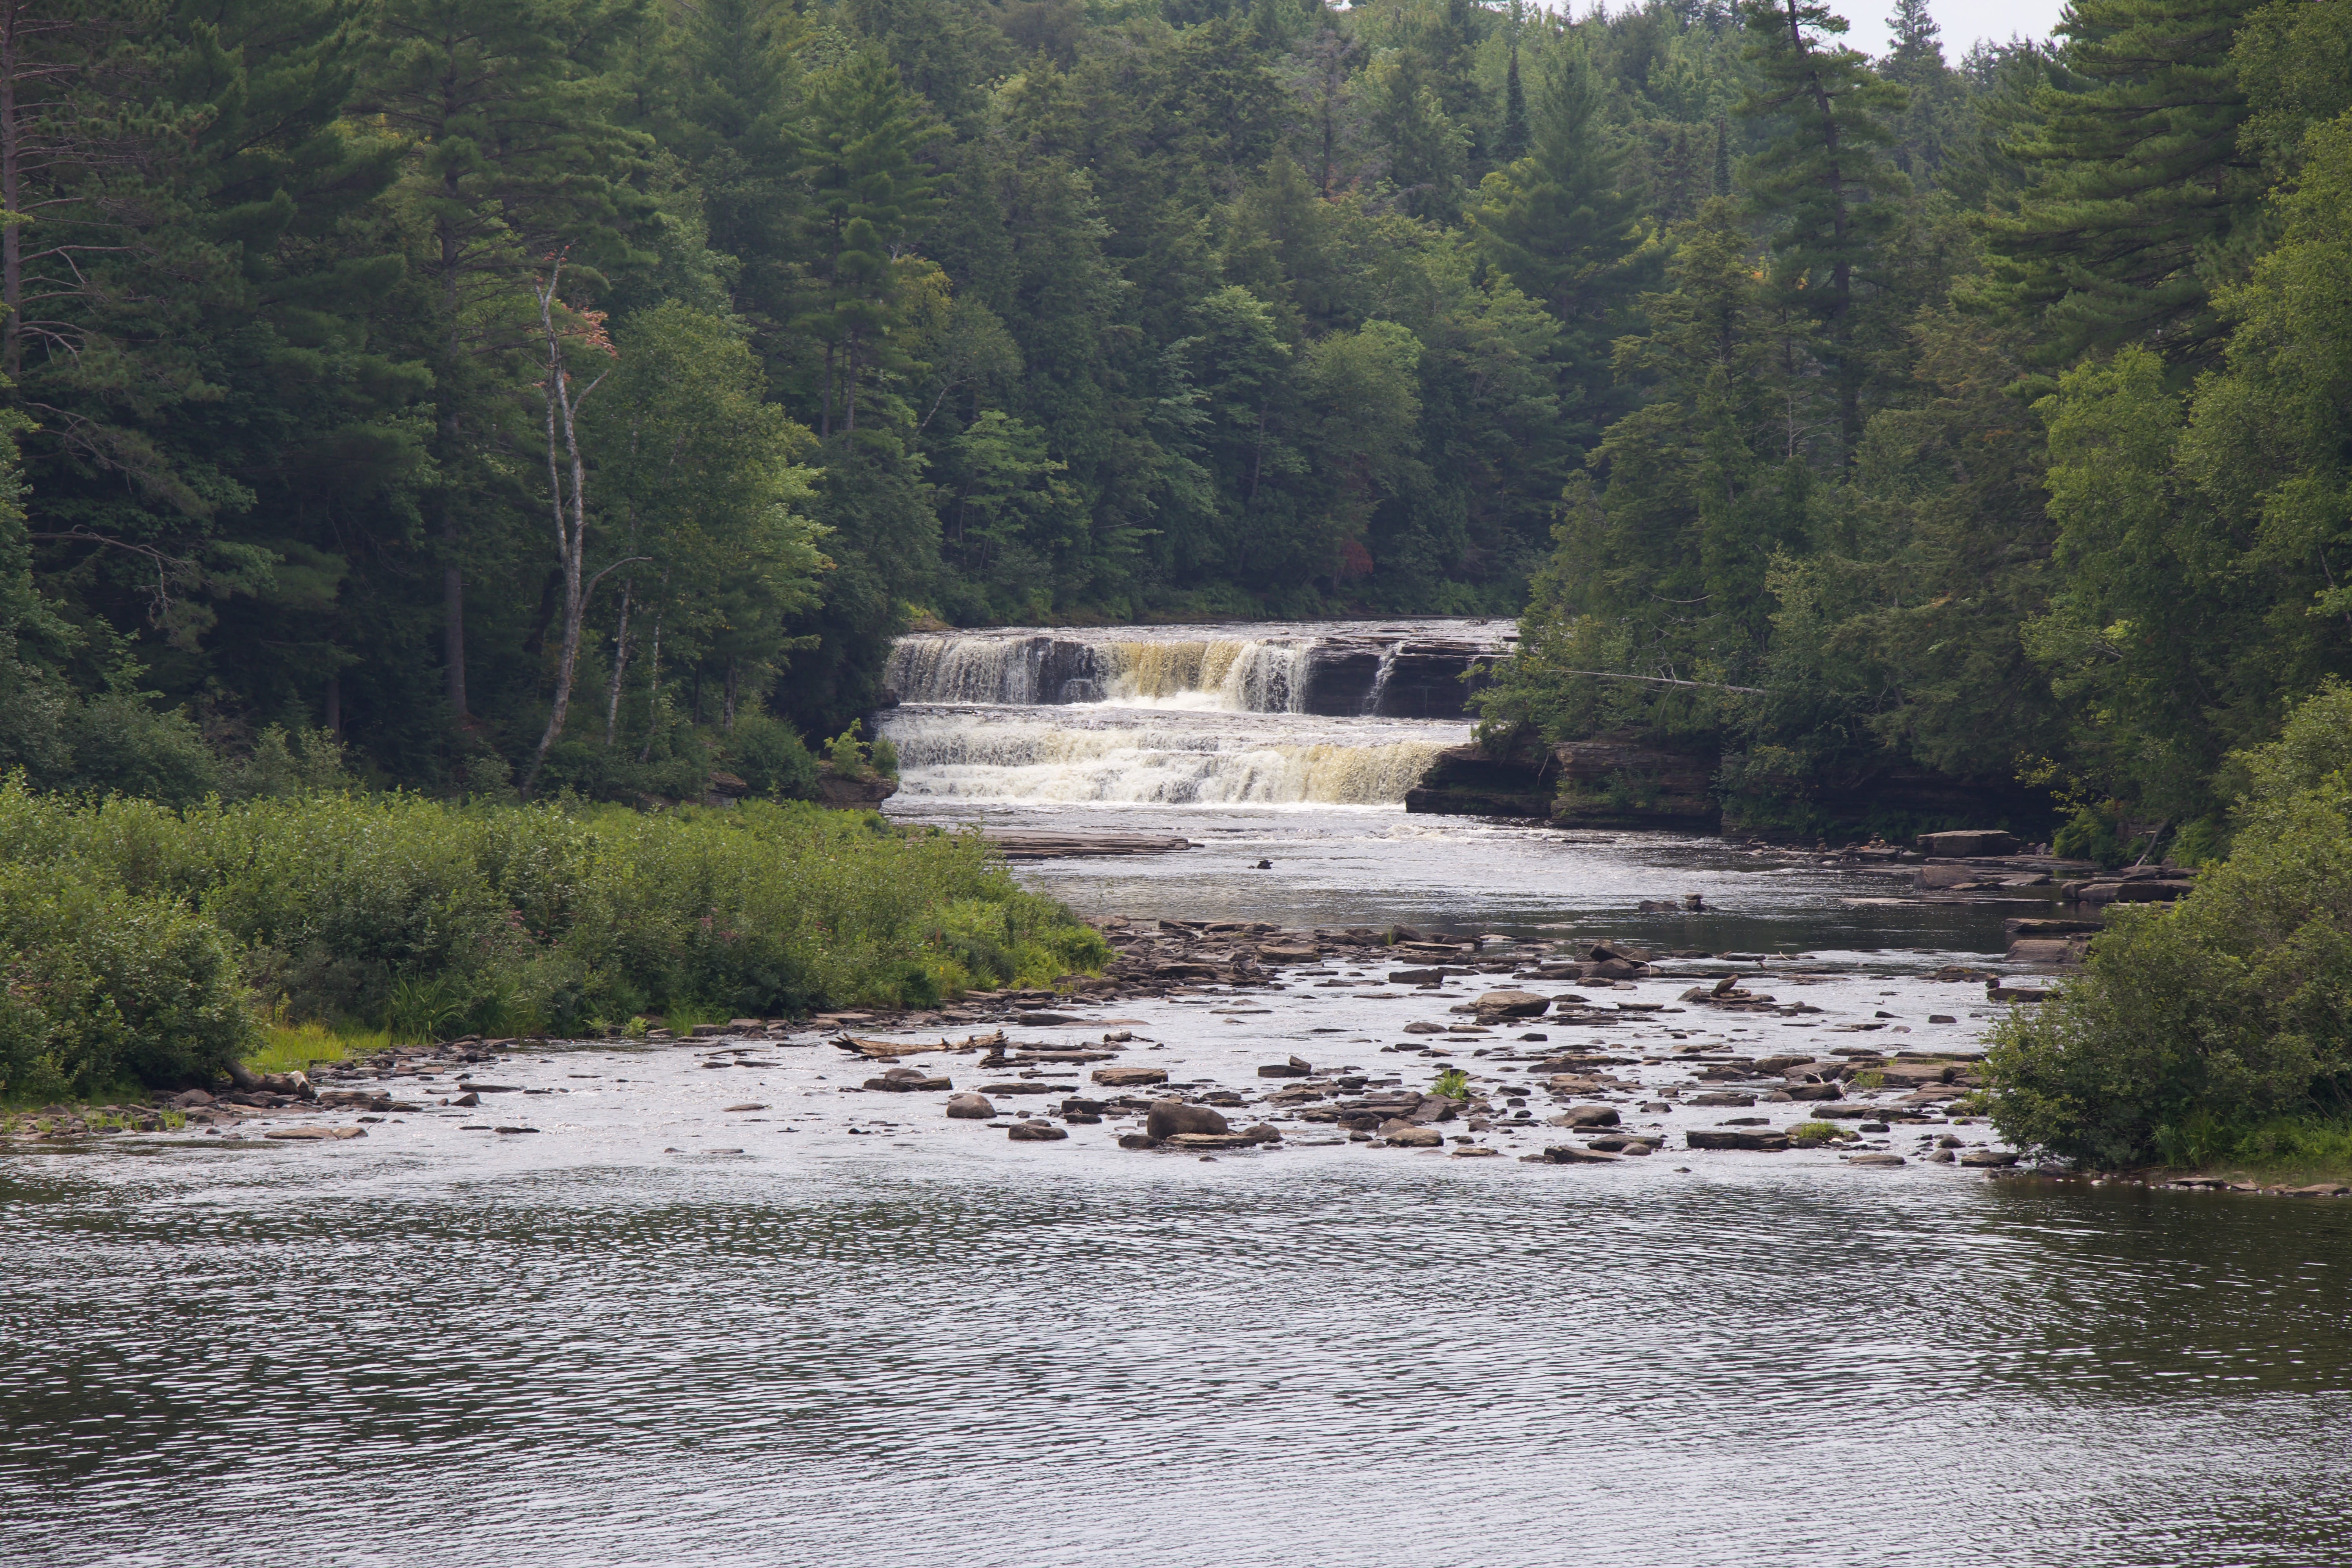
[1880,0,1963,183]
[1978,0,2269,367]
[1466,38,1651,450]
[362,0,652,719]
[796,49,941,436]
[1499,2,1530,163]
[1736,0,1906,461]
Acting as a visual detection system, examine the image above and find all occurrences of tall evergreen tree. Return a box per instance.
[795,49,941,437]
[361,0,652,720]
[1979,0,2269,368]
[1466,38,1651,450]
[1737,0,1906,460]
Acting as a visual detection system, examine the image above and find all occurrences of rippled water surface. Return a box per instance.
[10,626,2352,1566]
[8,1142,2352,1566]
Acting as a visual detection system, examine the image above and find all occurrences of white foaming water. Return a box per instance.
[881,619,1507,807]
[884,706,1459,806]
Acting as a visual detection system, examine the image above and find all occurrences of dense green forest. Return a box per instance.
[0,0,2343,840]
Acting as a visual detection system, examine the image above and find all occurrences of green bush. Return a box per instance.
[0,778,1107,1080]
[728,714,818,799]
[0,864,258,1099]
[2052,806,2123,867]
[1987,686,2352,1167]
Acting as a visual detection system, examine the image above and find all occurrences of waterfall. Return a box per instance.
[888,632,1327,713]
[1359,641,1401,716]
[878,621,1510,812]
[881,709,1455,806]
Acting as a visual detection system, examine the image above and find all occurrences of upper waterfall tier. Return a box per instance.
[882,619,1513,719]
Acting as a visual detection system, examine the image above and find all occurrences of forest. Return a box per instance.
[0,0,2343,848]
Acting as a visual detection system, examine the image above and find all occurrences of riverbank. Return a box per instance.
[0,782,1105,1104]
[0,914,2042,1169]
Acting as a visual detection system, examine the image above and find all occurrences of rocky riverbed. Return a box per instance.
[0,920,2095,1175]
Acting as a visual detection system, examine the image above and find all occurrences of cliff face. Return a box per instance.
[1405,731,2051,840]
[1403,733,1721,826]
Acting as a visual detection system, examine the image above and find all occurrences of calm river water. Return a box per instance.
[5,622,2350,1566]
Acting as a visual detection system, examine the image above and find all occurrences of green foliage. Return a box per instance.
[0,777,1102,1072]
[2052,807,2124,868]
[0,864,259,1101]
[1431,1066,1470,1097]
[1987,684,2352,1167]
[727,715,819,800]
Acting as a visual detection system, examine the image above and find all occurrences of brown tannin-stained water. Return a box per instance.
[6,620,2351,1567]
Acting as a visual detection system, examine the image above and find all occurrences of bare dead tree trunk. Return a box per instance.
[638,603,664,764]
[520,257,619,798]
[603,574,633,746]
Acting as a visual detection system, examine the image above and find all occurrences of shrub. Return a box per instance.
[1987,686,2352,1166]
[0,864,257,1098]
[728,714,818,800]
[0,777,1105,1082]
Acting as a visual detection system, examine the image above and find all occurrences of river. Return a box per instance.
[4,619,2349,1567]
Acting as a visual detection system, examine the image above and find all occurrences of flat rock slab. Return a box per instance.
[1166,1132,1265,1151]
[1687,1129,1791,1152]
[1530,1145,1621,1164]
[1382,1126,1445,1147]
[977,1082,1062,1095]
[1006,1121,1069,1141]
[1473,990,1551,1018]
[1958,1148,2020,1166]
[261,1126,367,1141]
[1847,1152,1907,1167]
[985,831,1195,860]
[1092,1067,1168,1087]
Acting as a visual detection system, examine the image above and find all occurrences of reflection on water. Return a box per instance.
[4,1151,2350,1566]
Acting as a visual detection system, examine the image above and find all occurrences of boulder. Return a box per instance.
[1403,1021,1447,1034]
[1006,1120,1069,1141]
[1472,989,1550,1019]
[1256,1056,1314,1078]
[1389,969,1449,985]
[813,765,898,811]
[1146,1101,1230,1140]
[945,1093,996,1120]
[1686,1129,1791,1151]
[1847,1152,1907,1167]
[2006,938,2083,965]
[1167,1132,1263,1151]
[1532,1144,1621,1163]
[1382,1125,1445,1148]
[1687,1092,1756,1107]
[865,1071,952,1092]
[1551,1104,1621,1129]
[1092,1067,1169,1087]
[1958,1148,2020,1167]
[1916,829,2021,857]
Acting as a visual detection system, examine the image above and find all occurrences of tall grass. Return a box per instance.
[0,780,1106,1096]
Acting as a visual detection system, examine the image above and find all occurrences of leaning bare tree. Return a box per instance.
[519,253,638,797]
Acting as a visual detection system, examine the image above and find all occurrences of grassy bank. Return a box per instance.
[0,781,1105,1102]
